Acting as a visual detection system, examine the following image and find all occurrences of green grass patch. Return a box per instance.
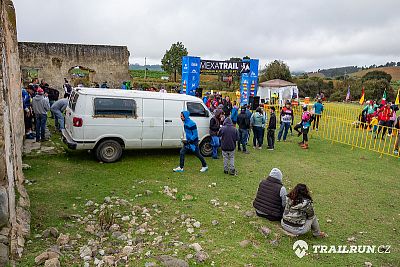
[19,131,399,266]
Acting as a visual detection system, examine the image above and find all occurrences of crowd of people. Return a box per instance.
[361,100,400,154]
[22,78,70,142]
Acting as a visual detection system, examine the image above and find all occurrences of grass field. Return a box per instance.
[130,70,168,79]
[19,128,399,266]
[351,67,400,81]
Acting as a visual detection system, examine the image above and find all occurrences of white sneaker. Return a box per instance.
[173,167,184,172]
[200,166,209,173]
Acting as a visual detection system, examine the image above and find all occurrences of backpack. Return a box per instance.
[302,111,311,122]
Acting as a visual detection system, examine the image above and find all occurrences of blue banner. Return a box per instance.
[240,59,259,105]
[181,56,200,96]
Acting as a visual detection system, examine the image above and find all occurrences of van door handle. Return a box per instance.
[165,120,172,122]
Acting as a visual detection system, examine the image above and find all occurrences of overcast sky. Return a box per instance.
[13,0,400,72]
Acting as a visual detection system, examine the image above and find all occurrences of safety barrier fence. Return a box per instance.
[261,104,399,159]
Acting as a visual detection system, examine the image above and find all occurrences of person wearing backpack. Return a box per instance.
[295,105,311,149]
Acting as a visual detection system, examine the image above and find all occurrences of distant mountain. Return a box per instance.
[310,66,361,78]
[129,64,163,71]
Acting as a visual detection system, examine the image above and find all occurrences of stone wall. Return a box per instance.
[0,0,30,266]
[19,41,131,90]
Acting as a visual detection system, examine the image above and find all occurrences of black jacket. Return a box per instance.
[218,118,238,151]
[237,112,250,130]
[268,113,277,130]
[253,176,284,220]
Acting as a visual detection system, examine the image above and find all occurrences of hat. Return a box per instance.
[37,88,44,94]
[269,168,282,181]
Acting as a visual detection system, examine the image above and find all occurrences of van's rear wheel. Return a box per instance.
[96,140,123,163]
[199,137,212,157]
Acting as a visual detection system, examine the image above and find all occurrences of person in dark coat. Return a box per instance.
[253,168,287,221]
[218,117,239,175]
[237,106,250,153]
[209,109,223,159]
[267,107,277,150]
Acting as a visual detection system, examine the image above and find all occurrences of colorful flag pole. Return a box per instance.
[345,85,351,101]
[359,87,365,105]
[381,89,387,105]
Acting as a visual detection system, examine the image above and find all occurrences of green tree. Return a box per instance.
[362,70,392,83]
[161,42,188,82]
[260,60,292,82]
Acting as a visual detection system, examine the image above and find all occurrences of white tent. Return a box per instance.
[257,79,299,105]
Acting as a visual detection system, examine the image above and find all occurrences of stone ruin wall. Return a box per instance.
[18,41,131,90]
[0,0,30,266]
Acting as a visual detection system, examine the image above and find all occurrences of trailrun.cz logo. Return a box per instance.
[293,240,391,258]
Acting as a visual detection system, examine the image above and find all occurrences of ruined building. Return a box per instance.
[18,42,131,89]
[0,0,31,266]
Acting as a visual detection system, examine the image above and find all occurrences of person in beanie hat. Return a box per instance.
[267,106,277,150]
[31,87,50,142]
[253,168,287,221]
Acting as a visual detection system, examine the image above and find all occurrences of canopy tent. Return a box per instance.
[257,79,299,105]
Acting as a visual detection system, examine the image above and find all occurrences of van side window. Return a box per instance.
[68,92,79,112]
[94,98,137,118]
[187,102,208,117]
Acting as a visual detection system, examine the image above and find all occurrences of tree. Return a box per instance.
[260,60,292,82]
[161,42,188,82]
[362,70,392,83]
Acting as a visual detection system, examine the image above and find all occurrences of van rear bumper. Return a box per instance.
[62,129,78,149]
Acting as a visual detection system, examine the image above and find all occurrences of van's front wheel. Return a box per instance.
[96,140,123,163]
[199,137,212,157]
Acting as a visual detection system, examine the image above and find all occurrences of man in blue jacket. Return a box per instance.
[173,111,208,173]
[313,99,324,131]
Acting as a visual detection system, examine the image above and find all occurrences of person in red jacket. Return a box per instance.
[375,102,393,139]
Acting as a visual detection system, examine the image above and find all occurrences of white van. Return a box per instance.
[62,88,213,162]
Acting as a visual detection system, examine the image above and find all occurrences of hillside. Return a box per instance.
[350,66,400,81]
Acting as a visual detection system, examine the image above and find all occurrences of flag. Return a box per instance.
[395,89,400,105]
[381,89,387,105]
[359,87,365,105]
[345,85,350,101]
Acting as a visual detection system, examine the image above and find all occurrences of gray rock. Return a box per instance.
[239,240,251,248]
[49,227,59,238]
[0,187,9,228]
[0,235,8,245]
[364,262,372,267]
[158,255,189,267]
[211,220,219,226]
[145,262,157,267]
[0,243,8,267]
[195,251,209,263]
[260,226,271,236]
[104,197,111,203]
[244,210,255,218]
[44,258,60,267]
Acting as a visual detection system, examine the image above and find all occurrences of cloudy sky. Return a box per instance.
[13,0,400,72]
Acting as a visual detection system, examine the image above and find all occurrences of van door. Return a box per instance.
[162,100,184,147]
[84,97,142,148]
[141,98,164,148]
[186,101,210,142]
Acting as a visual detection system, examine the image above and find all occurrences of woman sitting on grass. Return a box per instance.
[281,184,327,238]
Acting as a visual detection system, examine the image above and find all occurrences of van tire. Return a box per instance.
[95,140,123,163]
[199,137,212,157]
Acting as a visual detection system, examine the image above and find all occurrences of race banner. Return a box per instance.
[240,59,259,105]
[200,60,250,74]
[181,56,201,96]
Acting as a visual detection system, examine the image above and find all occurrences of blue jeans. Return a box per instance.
[278,122,291,141]
[252,126,264,147]
[238,129,249,151]
[53,109,64,130]
[211,136,220,158]
[179,145,207,168]
[35,114,47,141]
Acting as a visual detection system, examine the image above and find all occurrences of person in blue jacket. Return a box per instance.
[313,99,324,131]
[22,87,34,139]
[230,101,239,126]
[173,111,208,173]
